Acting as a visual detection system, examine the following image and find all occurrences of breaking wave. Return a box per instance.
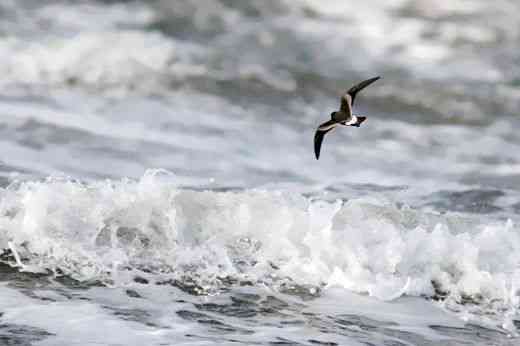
[1,170,519,325]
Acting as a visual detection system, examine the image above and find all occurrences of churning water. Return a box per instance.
[1,1,520,345]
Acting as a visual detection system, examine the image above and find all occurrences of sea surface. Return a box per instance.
[1,1,520,345]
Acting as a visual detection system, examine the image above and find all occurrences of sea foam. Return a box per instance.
[1,170,519,326]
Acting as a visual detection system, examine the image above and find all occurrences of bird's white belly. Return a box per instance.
[345,115,358,125]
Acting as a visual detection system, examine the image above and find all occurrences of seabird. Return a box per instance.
[314,76,380,160]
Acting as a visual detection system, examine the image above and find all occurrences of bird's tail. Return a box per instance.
[352,116,366,127]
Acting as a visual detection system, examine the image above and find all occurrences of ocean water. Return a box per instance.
[1,1,520,345]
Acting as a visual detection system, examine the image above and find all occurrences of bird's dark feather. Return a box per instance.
[314,120,337,159]
[346,76,380,106]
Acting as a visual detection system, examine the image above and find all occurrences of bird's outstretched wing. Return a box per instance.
[341,76,380,110]
[314,120,337,160]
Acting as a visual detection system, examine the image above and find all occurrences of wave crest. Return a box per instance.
[1,171,519,315]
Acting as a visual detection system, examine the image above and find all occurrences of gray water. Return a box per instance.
[1,1,520,345]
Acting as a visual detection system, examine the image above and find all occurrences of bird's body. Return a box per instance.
[314,76,380,160]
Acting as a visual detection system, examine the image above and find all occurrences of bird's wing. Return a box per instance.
[314,120,337,160]
[339,93,353,116]
[343,76,380,107]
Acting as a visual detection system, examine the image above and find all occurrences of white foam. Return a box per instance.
[35,2,155,32]
[0,281,472,346]
[1,171,519,327]
[0,0,515,93]
[0,284,192,346]
[0,30,209,90]
[289,0,512,81]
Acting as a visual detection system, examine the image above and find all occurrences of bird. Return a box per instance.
[314,76,380,160]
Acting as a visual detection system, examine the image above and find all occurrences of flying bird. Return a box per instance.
[314,76,380,160]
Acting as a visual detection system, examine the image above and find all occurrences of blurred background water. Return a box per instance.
[1,1,520,345]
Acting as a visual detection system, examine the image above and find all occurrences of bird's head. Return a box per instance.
[330,111,337,117]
